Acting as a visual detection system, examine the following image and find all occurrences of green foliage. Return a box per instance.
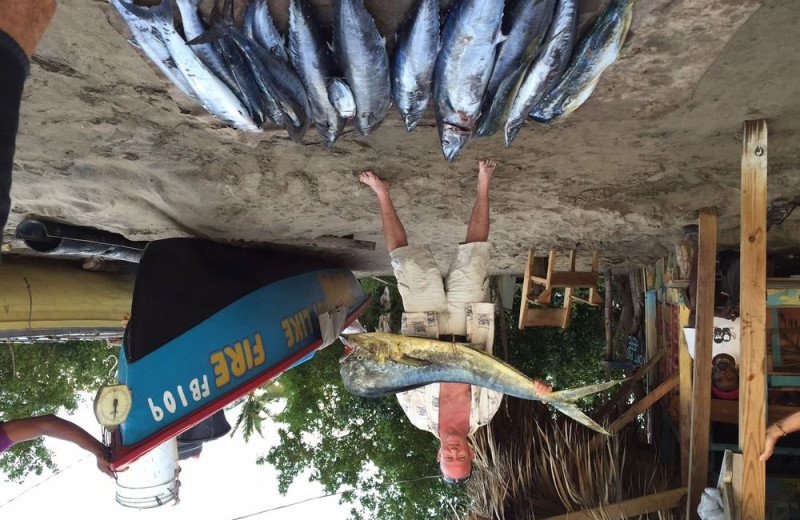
[263,279,611,519]
[261,344,466,520]
[355,278,403,334]
[0,340,114,482]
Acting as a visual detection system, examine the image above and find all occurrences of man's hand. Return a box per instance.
[760,424,784,462]
[533,379,552,396]
[96,454,115,478]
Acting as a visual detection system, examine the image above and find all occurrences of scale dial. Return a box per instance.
[93,384,132,428]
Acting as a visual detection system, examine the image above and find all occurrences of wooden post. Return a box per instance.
[739,119,768,520]
[605,269,614,377]
[678,305,692,487]
[687,206,717,520]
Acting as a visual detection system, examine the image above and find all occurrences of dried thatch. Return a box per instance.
[465,397,681,520]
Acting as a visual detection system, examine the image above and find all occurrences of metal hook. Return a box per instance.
[104,354,118,379]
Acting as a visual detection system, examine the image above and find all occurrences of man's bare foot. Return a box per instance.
[359,169,390,196]
[478,159,496,182]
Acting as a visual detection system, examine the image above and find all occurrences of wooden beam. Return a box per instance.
[593,349,667,421]
[739,119,768,520]
[687,206,717,520]
[540,488,687,520]
[605,374,679,436]
[549,271,599,288]
[678,305,692,487]
[710,399,800,425]
[590,374,679,450]
[524,308,571,328]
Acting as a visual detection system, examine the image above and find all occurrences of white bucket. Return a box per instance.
[115,438,180,509]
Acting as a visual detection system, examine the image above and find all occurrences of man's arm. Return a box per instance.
[0,0,57,59]
[0,1,57,240]
[3,415,114,477]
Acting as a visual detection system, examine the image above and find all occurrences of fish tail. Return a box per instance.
[548,378,626,401]
[547,401,610,435]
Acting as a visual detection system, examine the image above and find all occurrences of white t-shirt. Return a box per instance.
[684,317,740,363]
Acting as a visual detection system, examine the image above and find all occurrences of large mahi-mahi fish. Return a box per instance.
[339,332,625,435]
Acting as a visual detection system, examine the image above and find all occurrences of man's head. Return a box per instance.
[712,354,739,397]
[437,433,474,484]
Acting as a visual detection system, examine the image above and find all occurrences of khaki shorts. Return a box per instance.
[389,242,490,314]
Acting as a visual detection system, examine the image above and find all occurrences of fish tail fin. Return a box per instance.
[186,26,223,46]
[547,401,610,435]
[548,378,626,401]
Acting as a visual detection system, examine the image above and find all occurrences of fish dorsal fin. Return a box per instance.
[396,354,432,368]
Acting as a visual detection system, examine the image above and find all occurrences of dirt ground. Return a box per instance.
[4,0,800,277]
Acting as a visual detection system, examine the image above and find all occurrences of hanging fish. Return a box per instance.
[530,0,634,123]
[432,0,505,161]
[327,78,356,119]
[122,0,260,131]
[504,0,577,145]
[334,0,392,136]
[391,0,439,131]
[340,333,625,434]
[289,0,346,147]
[473,0,555,138]
[107,0,200,105]
[244,0,288,62]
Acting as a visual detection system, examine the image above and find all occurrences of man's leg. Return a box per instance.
[464,159,495,244]
[359,169,408,252]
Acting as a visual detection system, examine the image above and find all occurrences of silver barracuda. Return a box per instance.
[289,0,346,147]
[334,0,392,136]
[391,0,439,132]
[327,78,356,119]
[143,0,260,131]
[107,0,199,103]
[473,0,555,138]
[530,0,634,123]
[244,0,288,62]
[433,0,504,161]
[340,333,624,435]
[504,0,577,145]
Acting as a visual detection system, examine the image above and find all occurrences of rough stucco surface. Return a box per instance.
[5,0,799,276]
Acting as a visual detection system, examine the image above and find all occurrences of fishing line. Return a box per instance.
[0,454,91,509]
[229,474,442,520]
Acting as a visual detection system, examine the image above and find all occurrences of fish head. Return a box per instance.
[503,119,524,147]
[355,113,385,136]
[339,333,433,397]
[338,333,389,396]
[317,123,341,149]
[438,123,470,162]
[403,113,422,132]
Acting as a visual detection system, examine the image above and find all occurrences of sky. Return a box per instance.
[0,399,353,520]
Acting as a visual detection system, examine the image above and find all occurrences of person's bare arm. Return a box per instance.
[3,415,114,477]
[0,0,57,59]
[760,410,800,462]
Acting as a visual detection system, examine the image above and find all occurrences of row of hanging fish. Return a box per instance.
[108,0,634,159]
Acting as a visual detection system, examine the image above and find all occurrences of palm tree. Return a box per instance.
[230,380,285,442]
